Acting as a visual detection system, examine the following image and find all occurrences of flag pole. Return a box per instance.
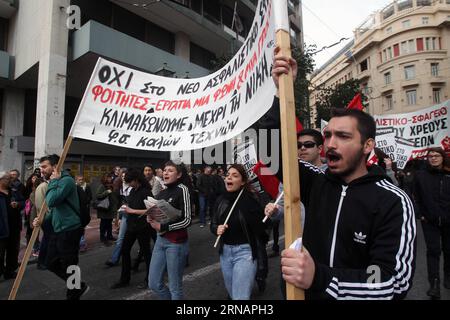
[8,58,102,300]
[274,1,304,300]
[213,188,244,248]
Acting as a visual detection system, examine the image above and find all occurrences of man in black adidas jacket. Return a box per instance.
[262,48,416,300]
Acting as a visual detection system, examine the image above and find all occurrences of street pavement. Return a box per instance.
[0,215,448,300]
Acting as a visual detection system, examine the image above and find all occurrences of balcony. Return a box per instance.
[71,20,210,78]
[430,77,446,85]
[0,50,10,79]
[111,0,240,58]
[401,78,420,88]
[357,69,371,81]
[381,83,394,93]
[0,0,16,19]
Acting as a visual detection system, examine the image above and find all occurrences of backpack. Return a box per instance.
[76,186,91,227]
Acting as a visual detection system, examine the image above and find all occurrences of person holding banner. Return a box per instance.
[147,161,192,300]
[263,50,416,300]
[32,154,88,300]
[413,147,450,299]
[210,164,267,300]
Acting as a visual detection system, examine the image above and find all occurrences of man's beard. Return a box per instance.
[335,148,366,179]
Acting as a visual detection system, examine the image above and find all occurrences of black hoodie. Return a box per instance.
[413,165,450,225]
[258,97,416,300]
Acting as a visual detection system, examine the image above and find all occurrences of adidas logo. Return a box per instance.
[353,232,367,244]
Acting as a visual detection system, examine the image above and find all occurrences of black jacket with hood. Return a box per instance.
[413,165,450,225]
[257,97,416,300]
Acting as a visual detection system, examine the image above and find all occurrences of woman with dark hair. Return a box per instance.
[210,164,267,300]
[147,161,192,300]
[414,147,450,299]
[95,174,118,243]
[111,169,154,289]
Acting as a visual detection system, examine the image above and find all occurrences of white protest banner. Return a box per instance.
[374,100,450,169]
[71,0,276,152]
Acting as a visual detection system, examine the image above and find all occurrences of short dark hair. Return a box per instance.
[331,108,376,143]
[39,154,60,166]
[297,129,324,146]
[427,147,450,167]
[143,164,154,172]
[124,168,148,187]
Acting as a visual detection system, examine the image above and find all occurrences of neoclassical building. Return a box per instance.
[310,0,450,127]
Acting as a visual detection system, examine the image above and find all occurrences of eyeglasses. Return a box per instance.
[297,141,317,149]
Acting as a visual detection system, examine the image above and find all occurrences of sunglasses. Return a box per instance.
[297,141,317,149]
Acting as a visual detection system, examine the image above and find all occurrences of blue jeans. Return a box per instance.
[199,195,208,224]
[79,233,86,247]
[149,234,188,300]
[220,244,257,300]
[110,214,128,264]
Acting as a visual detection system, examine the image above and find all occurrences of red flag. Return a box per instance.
[253,161,280,200]
[346,93,364,111]
[296,117,303,133]
[366,149,379,167]
[252,117,302,199]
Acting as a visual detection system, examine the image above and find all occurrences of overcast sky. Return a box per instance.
[302,0,393,69]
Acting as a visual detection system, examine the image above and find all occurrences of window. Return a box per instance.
[112,4,146,42]
[383,50,387,62]
[190,42,215,69]
[408,40,415,53]
[417,38,424,51]
[401,40,415,54]
[402,20,411,28]
[359,59,369,72]
[401,41,408,54]
[384,72,392,85]
[0,18,8,51]
[362,83,370,95]
[422,17,429,25]
[146,22,175,54]
[385,95,393,110]
[431,63,439,77]
[387,47,393,59]
[433,88,441,104]
[404,65,415,80]
[425,37,437,50]
[393,44,400,57]
[386,27,393,34]
[406,90,417,105]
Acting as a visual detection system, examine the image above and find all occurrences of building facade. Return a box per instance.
[0,0,303,180]
[310,0,450,127]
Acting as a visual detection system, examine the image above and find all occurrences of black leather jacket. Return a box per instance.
[210,190,267,260]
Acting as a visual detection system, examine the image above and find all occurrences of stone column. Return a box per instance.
[34,0,70,161]
[0,88,25,172]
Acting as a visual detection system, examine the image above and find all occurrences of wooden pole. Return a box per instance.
[213,188,244,248]
[276,29,304,300]
[8,136,74,300]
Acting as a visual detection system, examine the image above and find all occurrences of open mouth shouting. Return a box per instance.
[326,150,343,168]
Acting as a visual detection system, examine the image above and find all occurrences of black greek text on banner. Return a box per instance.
[70,0,277,152]
[374,100,450,169]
